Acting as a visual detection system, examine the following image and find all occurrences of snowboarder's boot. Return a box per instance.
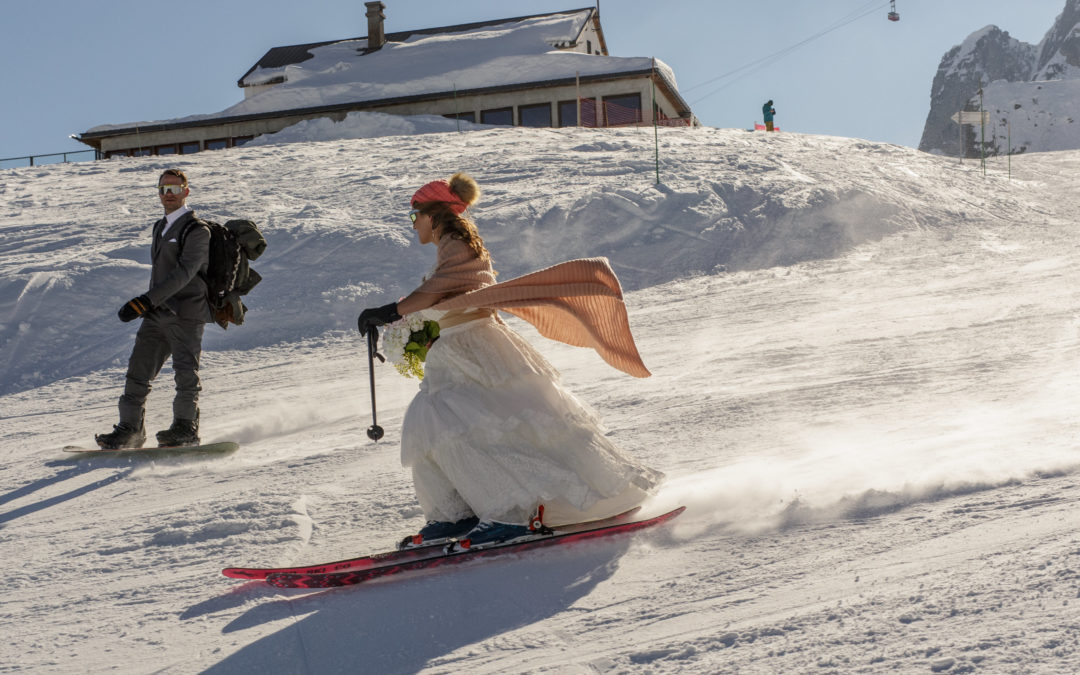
[156,416,199,448]
[398,516,479,549]
[95,421,146,450]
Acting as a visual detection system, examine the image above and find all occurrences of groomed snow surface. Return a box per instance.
[2,120,1079,673]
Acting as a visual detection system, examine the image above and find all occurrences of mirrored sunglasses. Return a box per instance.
[408,209,419,223]
[158,184,186,195]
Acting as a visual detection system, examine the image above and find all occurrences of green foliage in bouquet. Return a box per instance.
[396,320,440,379]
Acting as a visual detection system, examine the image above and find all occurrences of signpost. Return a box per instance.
[951,81,1010,179]
[950,111,989,125]
[951,109,990,174]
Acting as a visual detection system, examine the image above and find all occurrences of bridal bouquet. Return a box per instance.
[382,315,440,379]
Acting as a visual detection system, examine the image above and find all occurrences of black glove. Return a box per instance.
[357,302,401,336]
[118,295,153,322]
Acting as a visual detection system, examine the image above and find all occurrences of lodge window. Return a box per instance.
[558,100,579,127]
[602,93,643,126]
[578,98,599,127]
[108,136,254,157]
[480,107,513,126]
[519,103,552,128]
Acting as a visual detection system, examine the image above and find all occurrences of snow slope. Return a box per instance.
[2,123,1080,673]
[0,119,1012,396]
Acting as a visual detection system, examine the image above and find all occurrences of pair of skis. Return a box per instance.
[223,506,684,589]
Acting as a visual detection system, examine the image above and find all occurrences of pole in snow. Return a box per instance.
[979,83,986,177]
[652,70,660,185]
[366,329,385,441]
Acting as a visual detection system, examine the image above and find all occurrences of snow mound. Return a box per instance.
[0,127,1038,395]
[245,111,491,146]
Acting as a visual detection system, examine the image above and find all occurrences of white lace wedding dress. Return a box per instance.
[400,311,663,527]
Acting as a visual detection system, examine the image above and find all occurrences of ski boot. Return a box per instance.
[398,516,479,550]
[458,521,534,549]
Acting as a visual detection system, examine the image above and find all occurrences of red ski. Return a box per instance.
[263,507,685,589]
[224,540,447,580]
[223,507,643,580]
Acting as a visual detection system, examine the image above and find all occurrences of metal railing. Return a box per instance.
[577,98,692,128]
[0,149,99,169]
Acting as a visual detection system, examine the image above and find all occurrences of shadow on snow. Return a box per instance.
[196,537,632,674]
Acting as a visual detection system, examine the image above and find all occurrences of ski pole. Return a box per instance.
[366,327,385,441]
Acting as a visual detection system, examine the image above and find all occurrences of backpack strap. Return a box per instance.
[175,216,212,287]
[175,215,209,254]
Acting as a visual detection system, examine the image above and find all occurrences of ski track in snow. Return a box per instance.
[2,125,1080,673]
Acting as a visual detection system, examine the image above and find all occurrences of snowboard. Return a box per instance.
[63,441,239,457]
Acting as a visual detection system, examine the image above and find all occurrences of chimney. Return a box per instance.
[366,1,386,51]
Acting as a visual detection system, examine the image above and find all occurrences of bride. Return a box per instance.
[358,172,662,548]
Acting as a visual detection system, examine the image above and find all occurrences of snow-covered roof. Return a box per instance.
[81,7,687,138]
[238,8,605,88]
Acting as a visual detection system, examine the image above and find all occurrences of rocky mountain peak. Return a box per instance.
[919,0,1080,156]
[1035,0,1080,79]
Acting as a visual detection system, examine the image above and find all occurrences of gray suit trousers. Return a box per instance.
[118,311,205,426]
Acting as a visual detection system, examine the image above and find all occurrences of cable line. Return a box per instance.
[685,0,888,106]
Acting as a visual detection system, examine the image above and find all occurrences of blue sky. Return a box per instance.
[0,0,1069,163]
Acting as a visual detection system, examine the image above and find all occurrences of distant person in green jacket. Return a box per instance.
[763,100,776,131]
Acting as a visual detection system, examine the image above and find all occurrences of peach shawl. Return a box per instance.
[411,238,650,378]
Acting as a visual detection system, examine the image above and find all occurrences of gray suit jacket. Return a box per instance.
[146,211,212,323]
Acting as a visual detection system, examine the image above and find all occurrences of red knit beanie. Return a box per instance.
[411,179,468,214]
